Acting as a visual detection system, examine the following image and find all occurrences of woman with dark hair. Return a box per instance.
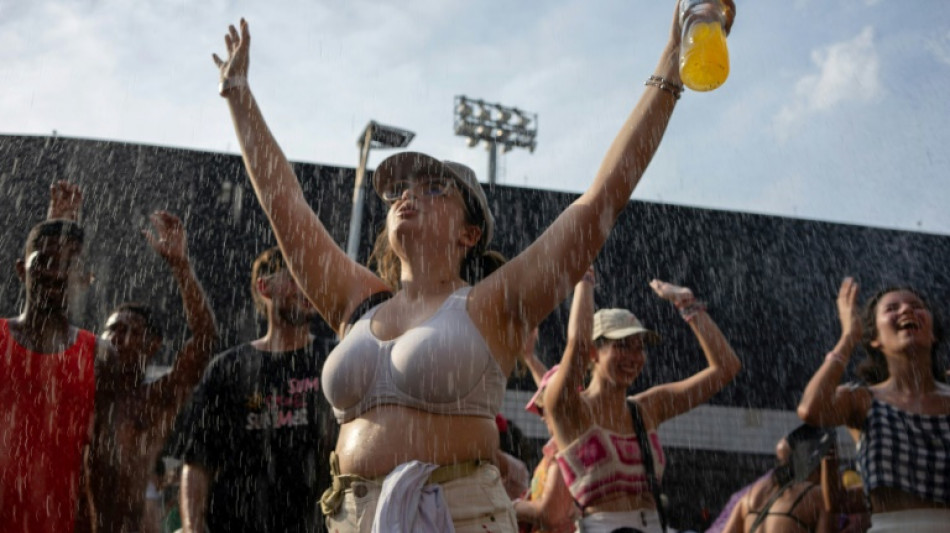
[721,426,835,533]
[209,1,732,530]
[798,277,950,532]
[544,271,741,532]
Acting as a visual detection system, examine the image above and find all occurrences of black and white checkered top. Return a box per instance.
[857,397,950,504]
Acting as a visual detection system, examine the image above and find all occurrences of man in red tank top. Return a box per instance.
[0,219,111,533]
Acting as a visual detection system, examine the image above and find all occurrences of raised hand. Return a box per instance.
[649,279,695,308]
[722,0,737,34]
[669,0,737,49]
[212,18,250,95]
[143,211,188,264]
[48,181,83,221]
[523,327,540,361]
[836,277,861,344]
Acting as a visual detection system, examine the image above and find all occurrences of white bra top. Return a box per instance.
[321,287,507,423]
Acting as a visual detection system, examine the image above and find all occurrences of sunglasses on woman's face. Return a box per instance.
[382,176,455,204]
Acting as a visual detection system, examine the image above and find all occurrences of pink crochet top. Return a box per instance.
[555,424,666,508]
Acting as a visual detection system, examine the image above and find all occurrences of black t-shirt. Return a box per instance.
[179,341,336,533]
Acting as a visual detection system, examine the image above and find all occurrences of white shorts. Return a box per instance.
[326,463,517,533]
[578,509,672,533]
[868,509,950,533]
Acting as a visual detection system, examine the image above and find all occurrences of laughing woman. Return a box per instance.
[207,1,732,530]
[798,278,950,532]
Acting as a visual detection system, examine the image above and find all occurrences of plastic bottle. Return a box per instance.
[679,0,730,92]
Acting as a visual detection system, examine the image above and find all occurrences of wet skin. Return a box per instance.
[21,237,84,313]
[334,183,502,477]
[10,236,85,352]
[91,311,167,533]
[863,291,950,514]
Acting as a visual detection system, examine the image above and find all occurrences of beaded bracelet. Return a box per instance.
[679,301,707,323]
[645,75,683,100]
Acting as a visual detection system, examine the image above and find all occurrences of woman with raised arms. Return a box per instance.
[208,2,733,530]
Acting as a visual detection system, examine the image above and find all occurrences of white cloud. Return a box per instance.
[925,29,950,67]
[774,26,881,141]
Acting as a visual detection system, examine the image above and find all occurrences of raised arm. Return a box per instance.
[213,20,388,334]
[143,212,219,410]
[635,280,741,425]
[47,180,83,221]
[544,270,596,445]
[798,277,869,428]
[477,1,735,338]
[521,327,548,387]
[180,463,211,533]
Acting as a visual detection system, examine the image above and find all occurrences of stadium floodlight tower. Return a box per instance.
[453,95,538,186]
[346,120,416,261]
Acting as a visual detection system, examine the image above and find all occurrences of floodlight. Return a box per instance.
[356,121,415,150]
[347,120,416,260]
[514,110,530,128]
[453,95,538,185]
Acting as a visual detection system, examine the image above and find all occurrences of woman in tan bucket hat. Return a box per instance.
[207,1,729,530]
[544,271,741,532]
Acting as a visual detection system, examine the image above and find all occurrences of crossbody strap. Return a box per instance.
[748,481,793,533]
[627,399,667,533]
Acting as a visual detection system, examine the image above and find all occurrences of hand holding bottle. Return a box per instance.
[679,0,735,91]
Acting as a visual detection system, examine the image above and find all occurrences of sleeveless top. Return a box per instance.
[0,319,97,533]
[555,424,666,508]
[856,396,950,504]
[322,287,507,423]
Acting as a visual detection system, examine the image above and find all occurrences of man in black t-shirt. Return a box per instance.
[178,247,336,533]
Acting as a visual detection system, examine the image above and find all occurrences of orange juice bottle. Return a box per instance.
[679,0,730,92]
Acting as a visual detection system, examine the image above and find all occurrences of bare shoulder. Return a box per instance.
[838,382,873,428]
[928,382,950,413]
[628,388,667,428]
[743,477,771,511]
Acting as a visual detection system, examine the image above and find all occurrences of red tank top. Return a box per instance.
[0,319,97,533]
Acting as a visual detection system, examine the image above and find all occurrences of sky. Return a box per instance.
[2,0,950,235]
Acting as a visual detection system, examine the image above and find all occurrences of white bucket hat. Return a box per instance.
[592,308,661,345]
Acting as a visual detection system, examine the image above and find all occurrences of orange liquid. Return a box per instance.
[679,21,730,92]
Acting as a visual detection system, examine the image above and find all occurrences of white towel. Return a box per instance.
[372,460,456,533]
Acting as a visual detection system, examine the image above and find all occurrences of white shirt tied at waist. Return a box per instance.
[373,460,456,533]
